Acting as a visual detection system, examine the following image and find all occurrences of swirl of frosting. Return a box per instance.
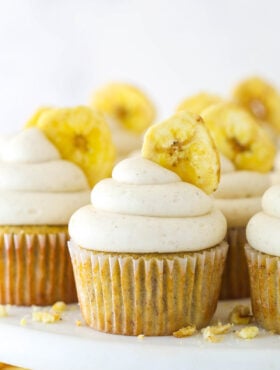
[214,155,270,227]
[247,185,280,256]
[69,157,227,253]
[0,128,90,225]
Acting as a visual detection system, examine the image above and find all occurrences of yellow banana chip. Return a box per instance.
[25,106,116,186]
[25,106,52,128]
[142,111,220,194]
[91,83,155,134]
[177,92,221,115]
[201,102,276,172]
[233,76,280,132]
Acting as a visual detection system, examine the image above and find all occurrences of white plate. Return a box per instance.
[0,299,279,370]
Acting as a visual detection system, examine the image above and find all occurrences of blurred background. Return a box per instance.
[0,0,279,132]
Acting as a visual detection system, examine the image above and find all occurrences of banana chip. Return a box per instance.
[142,111,220,194]
[201,102,276,172]
[91,83,155,134]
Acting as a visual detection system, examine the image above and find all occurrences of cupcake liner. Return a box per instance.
[220,227,249,299]
[0,230,77,305]
[69,241,228,336]
[245,244,280,333]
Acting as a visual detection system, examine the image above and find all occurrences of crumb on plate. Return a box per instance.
[51,301,67,313]
[236,326,259,339]
[173,325,196,338]
[0,305,8,317]
[229,305,252,325]
[201,322,232,343]
[32,311,61,324]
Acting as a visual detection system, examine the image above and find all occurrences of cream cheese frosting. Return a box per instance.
[0,128,90,225]
[69,157,227,253]
[214,155,270,227]
[247,185,280,256]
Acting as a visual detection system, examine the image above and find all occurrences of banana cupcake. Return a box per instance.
[246,185,280,333]
[214,155,270,299]
[201,102,275,299]
[0,127,91,305]
[90,83,156,160]
[68,112,228,336]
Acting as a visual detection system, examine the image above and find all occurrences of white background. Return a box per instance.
[0,0,279,132]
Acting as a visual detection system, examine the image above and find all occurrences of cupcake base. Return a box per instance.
[220,227,249,299]
[245,244,280,333]
[69,241,228,336]
[0,225,77,306]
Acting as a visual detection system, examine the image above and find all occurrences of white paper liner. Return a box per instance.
[69,241,228,336]
[0,230,77,305]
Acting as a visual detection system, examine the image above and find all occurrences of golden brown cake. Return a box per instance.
[68,112,228,335]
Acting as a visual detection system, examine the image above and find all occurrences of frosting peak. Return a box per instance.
[220,154,235,174]
[1,128,60,163]
[0,128,90,225]
[112,157,181,184]
[247,185,280,256]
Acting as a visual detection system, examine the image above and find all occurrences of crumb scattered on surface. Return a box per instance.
[51,301,67,313]
[75,320,82,327]
[20,317,27,326]
[229,305,252,325]
[236,326,259,339]
[0,305,8,317]
[201,322,232,343]
[173,325,196,338]
[32,311,61,324]
[137,334,145,339]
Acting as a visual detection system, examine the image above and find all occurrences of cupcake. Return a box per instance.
[214,155,270,299]
[68,112,228,336]
[0,127,91,305]
[201,102,276,299]
[90,83,156,160]
[246,185,280,333]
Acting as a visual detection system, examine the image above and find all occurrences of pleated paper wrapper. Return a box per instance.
[220,227,249,299]
[0,230,77,306]
[245,244,280,333]
[69,241,228,336]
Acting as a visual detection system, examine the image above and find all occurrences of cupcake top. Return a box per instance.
[0,128,90,225]
[247,185,280,256]
[69,157,227,253]
[214,155,270,227]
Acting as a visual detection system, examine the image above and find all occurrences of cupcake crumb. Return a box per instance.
[20,317,27,326]
[229,305,252,325]
[32,311,61,324]
[202,322,232,343]
[0,304,10,317]
[75,320,82,326]
[236,326,259,339]
[137,334,145,339]
[173,325,196,338]
[51,301,67,313]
